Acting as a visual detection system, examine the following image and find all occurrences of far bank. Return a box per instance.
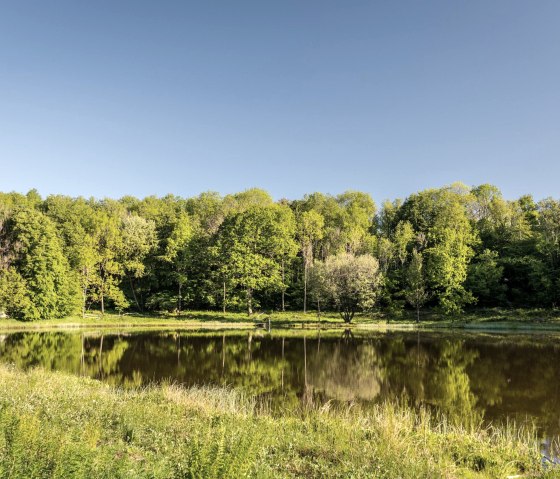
[1,307,559,332]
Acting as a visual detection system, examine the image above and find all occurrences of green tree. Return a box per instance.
[535,198,560,306]
[398,186,477,313]
[120,214,157,310]
[465,249,506,305]
[217,205,291,315]
[404,249,428,322]
[296,210,325,313]
[274,205,298,311]
[92,206,128,315]
[1,208,78,320]
[311,253,382,323]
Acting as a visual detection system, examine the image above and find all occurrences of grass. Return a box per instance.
[0,364,556,478]
[1,307,560,332]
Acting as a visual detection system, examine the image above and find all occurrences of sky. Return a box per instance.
[1,1,559,203]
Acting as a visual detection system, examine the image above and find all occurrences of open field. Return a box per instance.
[1,308,560,332]
[0,364,555,478]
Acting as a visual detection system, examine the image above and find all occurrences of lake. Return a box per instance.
[1,328,559,449]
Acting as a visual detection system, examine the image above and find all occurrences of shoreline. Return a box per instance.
[1,308,560,333]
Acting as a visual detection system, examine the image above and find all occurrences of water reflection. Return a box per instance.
[1,329,559,440]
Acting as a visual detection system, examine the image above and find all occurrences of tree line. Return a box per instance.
[0,183,559,321]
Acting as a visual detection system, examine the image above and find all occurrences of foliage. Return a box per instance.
[404,249,428,321]
[216,204,297,314]
[0,208,78,320]
[466,249,507,306]
[311,253,382,322]
[1,183,560,320]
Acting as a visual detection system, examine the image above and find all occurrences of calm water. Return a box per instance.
[1,328,559,443]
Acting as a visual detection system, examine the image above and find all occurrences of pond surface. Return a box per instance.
[1,328,559,445]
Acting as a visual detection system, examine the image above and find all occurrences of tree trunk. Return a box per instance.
[99,267,106,316]
[303,262,308,313]
[416,304,420,323]
[340,307,354,324]
[82,287,87,319]
[247,288,253,316]
[281,258,285,312]
[178,283,182,313]
[222,281,226,314]
[129,276,142,312]
[81,267,90,319]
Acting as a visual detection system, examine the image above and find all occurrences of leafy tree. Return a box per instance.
[311,253,382,323]
[274,205,298,311]
[0,267,31,318]
[296,210,325,313]
[0,208,79,320]
[405,249,428,322]
[91,206,128,315]
[335,191,376,254]
[217,205,292,315]
[397,186,477,314]
[157,211,193,311]
[120,214,157,310]
[466,249,506,305]
[43,196,109,317]
[2,183,560,320]
[535,198,560,306]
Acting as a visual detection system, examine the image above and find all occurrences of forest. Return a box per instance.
[0,183,559,321]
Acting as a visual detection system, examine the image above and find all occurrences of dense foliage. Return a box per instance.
[1,183,559,320]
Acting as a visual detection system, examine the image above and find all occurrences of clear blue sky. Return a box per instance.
[1,1,559,202]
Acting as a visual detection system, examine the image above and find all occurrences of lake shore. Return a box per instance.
[1,307,560,332]
[0,364,549,478]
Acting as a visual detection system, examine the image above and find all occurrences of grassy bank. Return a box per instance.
[1,308,560,332]
[0,365,555,478]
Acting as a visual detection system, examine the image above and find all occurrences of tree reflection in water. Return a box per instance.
[1,329,560,440]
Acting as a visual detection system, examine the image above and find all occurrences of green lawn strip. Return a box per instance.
[0,308,560,333]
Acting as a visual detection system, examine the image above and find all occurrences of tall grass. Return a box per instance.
[0,364,555,478]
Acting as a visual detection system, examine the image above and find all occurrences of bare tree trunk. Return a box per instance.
[129,277,141,312]
[82,287,87,319]
[416,304,420,323]
[178,283,182,313]
[222,281,226,314]
[281,258,285,312]
[99,267,106,316]
[303,262,308,313]
[247,288,253,316]
[81,267,90,318]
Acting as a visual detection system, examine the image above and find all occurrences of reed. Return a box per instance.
[0,364,554,478]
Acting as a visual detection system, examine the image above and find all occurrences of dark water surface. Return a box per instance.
[1,328,559,444]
